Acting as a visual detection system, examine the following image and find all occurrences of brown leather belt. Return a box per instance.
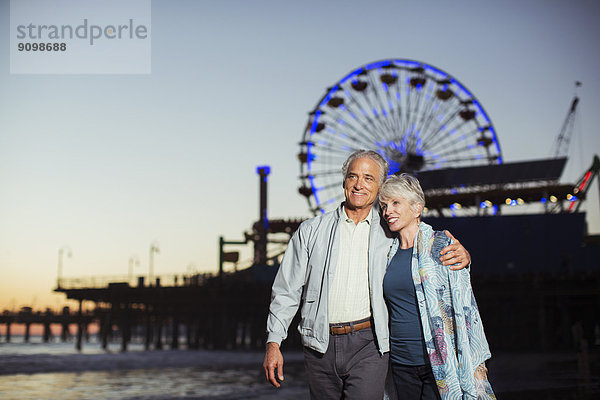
[329,318,372,335]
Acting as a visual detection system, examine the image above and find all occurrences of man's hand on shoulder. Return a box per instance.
[440,230,471,271]
[263,342,284,387]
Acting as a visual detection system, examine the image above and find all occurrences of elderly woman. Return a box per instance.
[380,174,495,400]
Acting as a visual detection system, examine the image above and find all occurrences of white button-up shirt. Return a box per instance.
[328,207,372,323]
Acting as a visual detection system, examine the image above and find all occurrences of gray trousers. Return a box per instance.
[303,327,389,400]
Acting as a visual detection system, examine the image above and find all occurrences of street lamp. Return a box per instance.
[128,255,140,284]
[149,241,160,285]
[57,246,72,288]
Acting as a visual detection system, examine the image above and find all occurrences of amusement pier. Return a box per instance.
[1,59,599,357]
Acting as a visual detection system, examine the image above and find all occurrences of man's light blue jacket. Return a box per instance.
[266,204,394,354]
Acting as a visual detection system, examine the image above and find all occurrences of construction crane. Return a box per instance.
[569,155,600,213]
[550,82,581,158]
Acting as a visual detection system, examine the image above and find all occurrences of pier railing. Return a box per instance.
[57,272,217,289]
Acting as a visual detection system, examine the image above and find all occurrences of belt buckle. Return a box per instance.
[330,324,350,335]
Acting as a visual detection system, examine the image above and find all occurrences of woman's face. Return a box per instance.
[380,196,421,233]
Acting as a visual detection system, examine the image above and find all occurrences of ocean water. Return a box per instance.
[0,337,309,400]
[2,337,599,399]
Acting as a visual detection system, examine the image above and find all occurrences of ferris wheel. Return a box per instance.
[298,59,503,214]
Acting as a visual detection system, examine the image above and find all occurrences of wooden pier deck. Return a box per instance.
[37,265,302,352]
[0,306,95,346]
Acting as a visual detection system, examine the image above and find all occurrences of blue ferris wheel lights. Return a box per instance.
[382,108,388,117]
[382,83,389,92]
[310,110,323,135]
[475,154,483,159]
[372,107,379,117]
[396,91,401,101]
[467,144,475,150]
[474,102,489,123]
[319,85,340,108]
[337,118,346,125]
[309,174,321,205]
[423,64,447,78]
[365,60,392,70]
[449,78,473,98]
[488,125,502,163]
[394,59,420,68]
[400,140,408,154]
[472,99,501,155]
[340,67,364,84]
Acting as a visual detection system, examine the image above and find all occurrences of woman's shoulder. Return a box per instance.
[430,230,452,257]
[418,223,451,256]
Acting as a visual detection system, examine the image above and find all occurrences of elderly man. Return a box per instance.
[263,150,470,399]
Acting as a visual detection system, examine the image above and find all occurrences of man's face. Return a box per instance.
[343,157,381,211]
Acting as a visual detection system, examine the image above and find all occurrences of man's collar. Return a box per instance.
[340,203,373,224]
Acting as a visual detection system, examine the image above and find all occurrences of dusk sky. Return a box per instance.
[1,0,599,310]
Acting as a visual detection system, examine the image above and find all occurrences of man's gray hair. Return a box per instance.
[380,173,426,213]
[341,150,389,186]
